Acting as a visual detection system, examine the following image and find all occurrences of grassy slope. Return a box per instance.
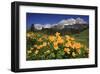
[71,29,89,47]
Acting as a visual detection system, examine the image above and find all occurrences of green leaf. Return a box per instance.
[32,38,37,43]
[37,34,42,38]
[58,50,65,56]
[56,50,65,59]
[49,43,54,49]
[39,55,45,60]
[56,53,62,59]
[77,48,85,58]
[48,53,55,59]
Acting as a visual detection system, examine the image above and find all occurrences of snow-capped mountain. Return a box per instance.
[59,18,76,25]
[43,24,52,28]
[58,17,87,26]
[31,17,88,32]
[76,17,87,24]
[34,24,43,30]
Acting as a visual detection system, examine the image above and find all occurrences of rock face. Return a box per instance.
[30,17,89,34]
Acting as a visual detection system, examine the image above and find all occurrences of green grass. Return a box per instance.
[71,29,89,47]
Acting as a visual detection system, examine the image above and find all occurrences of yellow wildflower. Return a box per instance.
[70,37,75,41]
[27,50,32,54]
[65,41,72,47]
[57,39,64,44]
[71,42,76,49]
[42,42,47,47]
[72,52,76,57]
[37,46,41,49]
[65,35,75,41]
[57,36,64,44]
[74,42,81,49]
[30,47,34,50]
[42,35,47,39]
[53,42,58,50]
[34,44,43,49]
[64,48,70,54]
[38,38,42,42]
[55,32,60,37]
[46,50,50,54]
[76,49,81,54]
[26,33,31,38]
[70,42,82,49]
[48,35,55,42]
[34,45,38,48]
[37,45,43,49]
[39,45,43,48]
[35,50,39,54]
[65,35,70,40]
[84,46,89,53]
[26,32,34,38]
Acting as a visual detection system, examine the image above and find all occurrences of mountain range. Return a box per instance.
[30,17,89,34]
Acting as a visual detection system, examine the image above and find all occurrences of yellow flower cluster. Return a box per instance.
[48,32,64,50]
[53,42,58,50]
[27,31,89,59]
[48,36,55,42]
[27,42,47,55]
[34,42,47,50]
[65,41,82,50]
[57,35,64,44]
[38,38,43,42]
[64,48,70,54]
[26,32,34,39]
[64,35,83,56]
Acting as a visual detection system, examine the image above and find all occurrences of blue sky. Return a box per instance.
[26,13,89,28]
